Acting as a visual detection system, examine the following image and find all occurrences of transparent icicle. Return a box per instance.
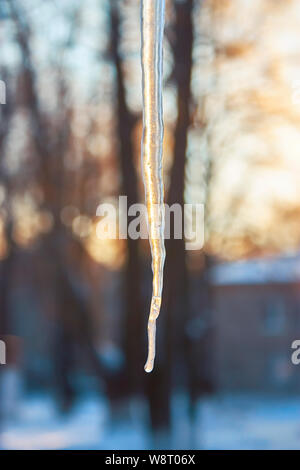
[141,0,166,373]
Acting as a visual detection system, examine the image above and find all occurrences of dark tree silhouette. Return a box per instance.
[146,0,195,444]
[109,1,145,400]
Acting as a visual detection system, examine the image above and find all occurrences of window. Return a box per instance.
[262,298,286,336]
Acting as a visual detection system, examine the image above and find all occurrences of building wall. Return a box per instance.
[212,283,300,392]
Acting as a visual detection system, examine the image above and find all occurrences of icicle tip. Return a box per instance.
[144,296,161,373]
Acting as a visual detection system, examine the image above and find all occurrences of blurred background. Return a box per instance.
[1,0,300,450]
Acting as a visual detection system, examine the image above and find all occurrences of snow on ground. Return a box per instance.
[199,394,300,449]
[1,393,300,450]
[0,394,148,450]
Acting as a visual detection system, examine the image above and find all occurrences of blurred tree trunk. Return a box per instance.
[0,71,18,433]
[0,225,14,336]
[0,88,14,337]
[109,2,145,398]
[146,0,195,443]
[9,1,108,410]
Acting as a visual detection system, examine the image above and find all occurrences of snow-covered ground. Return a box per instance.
[1,393,300,450]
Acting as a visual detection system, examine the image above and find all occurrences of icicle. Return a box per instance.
[141,0,166,373]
